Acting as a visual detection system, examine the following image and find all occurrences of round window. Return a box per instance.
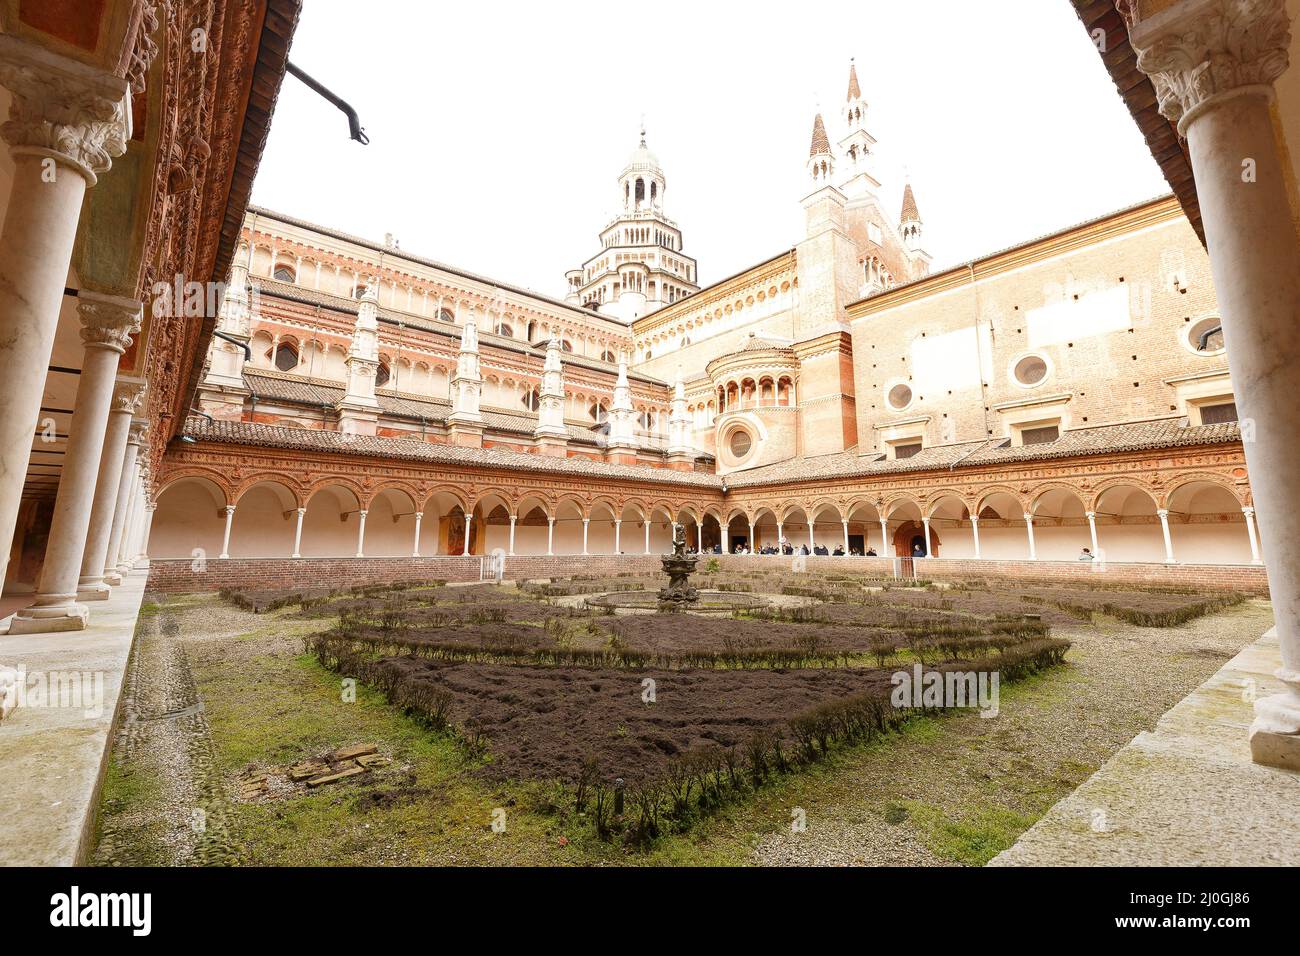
[1187,316,1224,354]
[728,430,752,458]
[887,383,912,410]
[1013,354,1048,386]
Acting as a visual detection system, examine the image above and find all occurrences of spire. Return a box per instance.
[667,366,694,462]
[846,58,861,102]
[608,355,637,449]
[449,303,483,428]
[900,181,921,225]
[534,336,567,445]
[809,113,831,158]
[335,276,382,434]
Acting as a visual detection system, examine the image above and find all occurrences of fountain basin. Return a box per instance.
[585,590,770,615]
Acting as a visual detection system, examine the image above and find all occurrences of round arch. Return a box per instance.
[151,476,228,560]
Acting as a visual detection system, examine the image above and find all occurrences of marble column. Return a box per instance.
[1023,513,1037,561]
[508,515,516,556]
[110,425,146,575]
[613,519,620,555]
[643,521,649,555]
[1086,510,1100,556]
[878,517,888,555]
[842,520,850,555]
[582,518,589,555]
[970,515,981,559]
[1157,509,1175,564]
[292,507,305,559]
[0,37,130,586]
[75,392,140,600]
[220,506,235,559]
[137,502,155,565]
[1130,0,1300,767]
[11,296,141,632]
[99,415,147,590]
[356,510,368,558]
[548,517,556,556]
[412,511,423,558]
[1243,507,1261,565]
[921,516,932,557]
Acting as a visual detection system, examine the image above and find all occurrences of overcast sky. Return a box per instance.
[250,0,1169,297]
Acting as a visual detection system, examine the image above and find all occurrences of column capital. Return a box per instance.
[224,505,236,515]
[1128,0,1292,135]
[1243,505,1255,516]
[358,509,368,518]
[1157,508,1170,518]
[296,507,306,516]
[79,293,142,354]
[1023,512,1033,521]
[1085,510,1096,519]
[414,511,424,519]
[126,419,149,446]
[0,34,132,185]
[110,378,147,416]
[969,514,979,523]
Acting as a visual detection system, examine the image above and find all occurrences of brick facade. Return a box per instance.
[145,553,1268,595]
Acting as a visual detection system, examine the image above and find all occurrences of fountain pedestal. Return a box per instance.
[657,525,699,613]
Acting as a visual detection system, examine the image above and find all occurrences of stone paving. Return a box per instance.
[992,628,1300,866]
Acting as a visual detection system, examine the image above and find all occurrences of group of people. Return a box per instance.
[684,540,880,557]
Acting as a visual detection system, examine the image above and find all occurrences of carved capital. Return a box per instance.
[111,379,148,416]
[127,420,150,447]
[0,35,132,185]
[1129,0,1292,134]
[78,292,142,353]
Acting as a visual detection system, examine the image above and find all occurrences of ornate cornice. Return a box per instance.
[78,292,143,354]
[1129,0,1291,135]
[0,34,131,185]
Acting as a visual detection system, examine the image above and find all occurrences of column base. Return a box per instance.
[103,569,123,586]
[8,601,90,634]
[1250,687,1300,771]
[76,577,113,601]
[0,667,18,721]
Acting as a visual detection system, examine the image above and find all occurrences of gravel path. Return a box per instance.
[753,598,1275,866]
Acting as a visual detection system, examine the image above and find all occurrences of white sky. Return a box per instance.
[250,0,1170,297]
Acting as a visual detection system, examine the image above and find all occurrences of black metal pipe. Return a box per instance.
[1197,324,1223,351]
[212,329,252,361]
[286,61,369,144]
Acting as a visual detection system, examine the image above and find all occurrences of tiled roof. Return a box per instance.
[809,114,831,158]
[900,182,921,224]
[182,417,723,487]
[725,419,1242,487]
[847,61,862,102]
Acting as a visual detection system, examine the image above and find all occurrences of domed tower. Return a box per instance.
[566,127,700,324]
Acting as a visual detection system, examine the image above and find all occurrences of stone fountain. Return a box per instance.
[657,524,699,612]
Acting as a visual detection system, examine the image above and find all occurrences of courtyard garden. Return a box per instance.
[91,568,1267,866]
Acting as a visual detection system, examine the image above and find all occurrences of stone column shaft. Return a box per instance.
[292,507,305,559]
[0,37,130,586]
[12,296,140,632]
[1129,0,1300,768]
[76,401,136,599]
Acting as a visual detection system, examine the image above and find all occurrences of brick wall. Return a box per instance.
[145,553,1269,595]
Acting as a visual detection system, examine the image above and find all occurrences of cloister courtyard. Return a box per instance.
[90,568,1274,866]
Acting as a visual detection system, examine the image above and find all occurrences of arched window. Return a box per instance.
[589,402,608,423]
[375,362,391,388]
[601,349,617,364]
[273,343,298,371]
[273,264,296,283]
[437,308,454,323]
[497,322,514,338]
[522,388,540,411]
[561,339,573,353]
[635,178,645,204]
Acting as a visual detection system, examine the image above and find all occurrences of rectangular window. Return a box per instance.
[1020,424,1060,445]
[1199,401,1238,425]
[893,442,923,459]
